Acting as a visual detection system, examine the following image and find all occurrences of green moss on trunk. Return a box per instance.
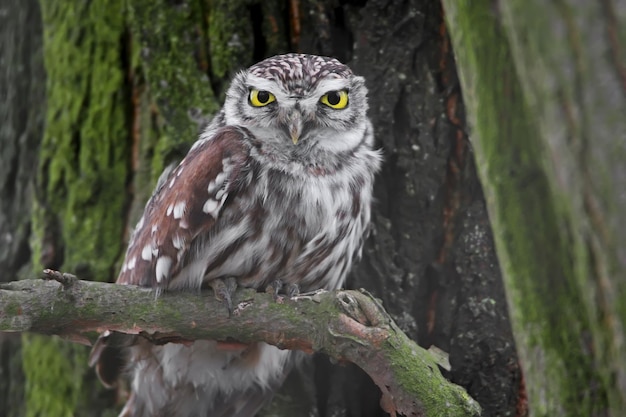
[35,0,129,282]
[442,1,611,415]
[29,1,129,415]
[207,0,254,79]
[499,2,626,413]
[22,335,89,417]
[128,0,221,180]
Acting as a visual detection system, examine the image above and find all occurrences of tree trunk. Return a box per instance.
[2,0,526,415]
[0,0,45,415]
[443,0,626,416]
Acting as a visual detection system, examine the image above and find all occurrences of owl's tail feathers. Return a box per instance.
[209,362,296,417]
[208,387,278,417]
[207,349,302,417]
[89,331,136,388]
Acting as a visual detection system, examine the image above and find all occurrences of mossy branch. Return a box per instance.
[0,274,480,417]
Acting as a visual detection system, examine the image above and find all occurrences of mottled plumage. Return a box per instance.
[91,53,381,417]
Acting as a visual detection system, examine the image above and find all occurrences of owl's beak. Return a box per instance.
[287,112,303,145]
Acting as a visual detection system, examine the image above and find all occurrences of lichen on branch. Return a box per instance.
[0,276,480,417]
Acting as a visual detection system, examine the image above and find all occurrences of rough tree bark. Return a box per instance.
[443,1,626,416]
[0,0,45,415]
[1,0,524,416]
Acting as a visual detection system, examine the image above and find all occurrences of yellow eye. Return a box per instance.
[320,90,349,109]
[249,89,276,107]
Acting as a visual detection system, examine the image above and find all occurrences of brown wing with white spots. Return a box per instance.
[117,126,252,288]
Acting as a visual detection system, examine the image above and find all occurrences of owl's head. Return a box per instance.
[223,54,369,154]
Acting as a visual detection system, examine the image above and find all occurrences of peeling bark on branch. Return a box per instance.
[0,277,480,417]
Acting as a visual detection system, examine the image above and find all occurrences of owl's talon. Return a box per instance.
[265,280,299,300]
[286,283,300,298]
[265,279,283,300]
[210,277,238,316]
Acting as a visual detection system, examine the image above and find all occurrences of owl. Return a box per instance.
[90,53,381,417]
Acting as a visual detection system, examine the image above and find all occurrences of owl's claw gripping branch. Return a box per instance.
[265,279,300,300]
[265,279,283,299]
[286,282,300,298]
[209,277,238,316]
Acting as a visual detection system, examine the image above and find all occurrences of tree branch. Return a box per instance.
[0,276,480,417]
